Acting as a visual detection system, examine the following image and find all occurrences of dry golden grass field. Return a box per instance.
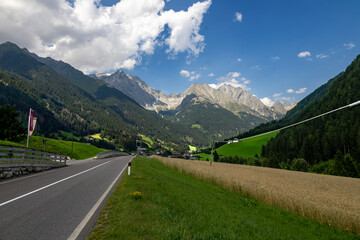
[155,156,360,235]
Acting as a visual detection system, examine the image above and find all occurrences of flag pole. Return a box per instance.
[26,108,31,148]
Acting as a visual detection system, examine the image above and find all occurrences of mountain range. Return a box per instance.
[92,70,292,117]
[0,42,209,150]
[0,41,296,151]
[92,70,294,139]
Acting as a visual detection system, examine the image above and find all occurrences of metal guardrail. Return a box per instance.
[96,151,128,159]
[0,145,67,168]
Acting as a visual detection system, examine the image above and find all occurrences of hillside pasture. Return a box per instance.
[0,136,106,160]
[156,156,360,235]
[199,131,279,160]
[189,145,197,152]
[217,131,279,158]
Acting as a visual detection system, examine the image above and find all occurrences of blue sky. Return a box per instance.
[1,0,359,105]
[130,0,360,104]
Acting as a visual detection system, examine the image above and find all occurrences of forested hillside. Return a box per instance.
[0,42,208,150]
[261,54,360,177]
[26,47,209,148]
[232,74,338,141]
[159,93,268,140]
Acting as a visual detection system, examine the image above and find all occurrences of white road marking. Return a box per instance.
[0,161,111,207]
[67,158,131,240]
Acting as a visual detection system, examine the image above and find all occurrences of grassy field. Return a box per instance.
[189,145,197,152]
[156,156,360,235]
[199,131,279,160]
[197,153,210,160]
[91,133,110,142]
[88,157,358,239]
[0,136,106,160]
[217,131,279,158]
[91,133,102,139]
[138,134,154,148]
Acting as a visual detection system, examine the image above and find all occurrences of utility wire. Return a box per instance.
[239,100,360,142]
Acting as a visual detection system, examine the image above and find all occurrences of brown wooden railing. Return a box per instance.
[0,145,67,168]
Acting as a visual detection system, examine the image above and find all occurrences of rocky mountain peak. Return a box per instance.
[91,71,288,119]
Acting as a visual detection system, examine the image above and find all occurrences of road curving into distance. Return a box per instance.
[0,155,132,240]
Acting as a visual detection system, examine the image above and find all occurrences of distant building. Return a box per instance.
[189,155,201,160]
[227,138,241,144]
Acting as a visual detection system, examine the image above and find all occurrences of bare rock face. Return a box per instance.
[92,70,167,108]
[271,101,297,115]
[92,71,287,120]
[272,101,287,115]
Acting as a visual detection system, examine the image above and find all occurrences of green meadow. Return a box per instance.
[88,157,357,239]
[189,145,197,152]
[200,131,279,160]
[217,131,279,157]
[0,136,106,160]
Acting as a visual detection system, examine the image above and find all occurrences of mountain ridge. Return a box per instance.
[0,42,209,149]
[92,69,287,140]
[93,71,286,118]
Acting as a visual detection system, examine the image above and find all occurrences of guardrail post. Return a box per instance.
[8,149,13,161]
[22,147,25,163]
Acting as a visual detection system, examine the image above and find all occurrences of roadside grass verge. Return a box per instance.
[88,157,358,239]
[0,136,106,160]
[156,156,360,235]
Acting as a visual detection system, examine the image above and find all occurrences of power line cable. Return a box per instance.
[239,100,360,141]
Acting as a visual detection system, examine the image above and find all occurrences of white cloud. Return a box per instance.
[272,92,296,103]
[0,0,212,73]
[180,70,191,77]
[296,87,307,94]
[287,87,307,94]
[208,73,215,77]
[163,0,212,57]
[260,97,274,107]
[243,79,250,84]
[180,69,200,81]
[297,51,311,58]
[280,97,292,102]
[234,12,243,22]
[316,53,328,59]
[228,72,241,78]
[209,71,250,90]
[251,65,261,70]
[273,92,282,98]
[189,73,200,81]
[271,56,280,61]
[237,58,242,62]
[120,58,137,70]
[344,42,355,49]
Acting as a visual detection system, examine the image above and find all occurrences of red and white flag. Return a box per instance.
[28,109,37,137]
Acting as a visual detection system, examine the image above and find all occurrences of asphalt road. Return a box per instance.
[0,155,132,240]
